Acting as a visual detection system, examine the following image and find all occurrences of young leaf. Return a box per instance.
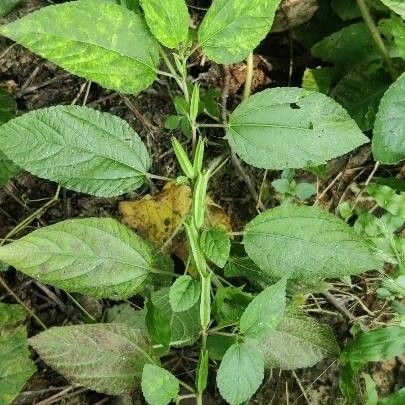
[250,307,339,369]
[295,182,317,200]
[226,87,369,170]
[0,303,36,405]
[379,387,405,405]
[169,275,201,312]
[0,218,157,299]
[171,137,194,179]
[151,288,200,347]
[0,106,150,197]
[311,23,381,73]
[367,184,405,219]
[106,303,147,332]
[363,374,378,405]
[244,204,381,280]
[330,66,391,131]
[141,364,179,405]
[199,227,230,268]
[196,349,209,394]
[198,0,283,64]
[380,0,405,18]
[216,342,264,405]
[301,67,338,94]
[0,0,159,93]
[372,72,405,164]
[29,324,157,395]
[239,278,287,338]
[146,298,171,348]
[341,326,405,364]
[140,0,189,48]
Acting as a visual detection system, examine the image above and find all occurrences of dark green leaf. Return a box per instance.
[244,205,381,280]
[0,0,22,17]
[0,106,150,197]
[169,275,201,312]
[0,89,16,125]
[146,298,171,348]
[226,87,368,170]
[331,0,361,20]
[141,364,179,405]
[0,151,20,186]
[206,335,236,361]
[0,0,159,93]
[301,67,338,94]
[380,0,405,18]
[217,342,264,405]
[0,218,157,299]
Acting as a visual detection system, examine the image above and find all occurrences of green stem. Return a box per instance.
[159,46,187,96]
[243,53,254,101]
[356,0,396,80]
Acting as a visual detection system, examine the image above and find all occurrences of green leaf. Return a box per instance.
[239,278,286,338]
[103,0,140,12]
[367,184,405,218]
[141,364,179,405]
[379,387,405,405]
[244,204,381,280]
[164,115,182,130]
[331,0,361,20]
[140,0,189,48]
[106,303,147,331]
[311,23,381,73]
[0,0,159,94]
[199,228,230,268]
[217,342,264,405]
[251,307,339,369]
[330,65,391,131]
[0,0,22,17]
[198,0,282,64]
[341,326,405,364]
[169,275,201,312]
[301,67,338,94]
[0,150,20,186]
[151,288,200,347]
[196,349,209,393]
[146,297,171,349]
[226,87,368,170]
[0,303,36,405]
[380,0,405,18]
[372,72,405,164]
[0,218,157,299]
[0,89,16,125]
[30,324,157,395]
[364,374,378,405]
[0,106,150,197]
[295,182,317,200]
[379,17,405,59]
[207,335,236,361]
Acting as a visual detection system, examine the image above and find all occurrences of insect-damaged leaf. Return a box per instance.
[0,106,150,197]
[244,204,381,280]
[226,87,368,170]
[0,0,159,94]
[198,0,282,64]
[0,218,158,299]
[29,324,158,395]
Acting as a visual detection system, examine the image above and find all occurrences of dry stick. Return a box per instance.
[313,172,343,206]
[322,291,357,322]
[292,371,312,405]
[351,161,380,212]
[243,52,254,100]
[356,0,397,80]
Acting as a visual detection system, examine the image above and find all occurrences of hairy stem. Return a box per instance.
[356,0,396,80]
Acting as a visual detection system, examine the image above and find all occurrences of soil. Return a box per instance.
[0,1,403,404]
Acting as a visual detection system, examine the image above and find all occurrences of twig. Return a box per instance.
[351,161,380,212]
[322,291,357,322]
[243,52,254,100]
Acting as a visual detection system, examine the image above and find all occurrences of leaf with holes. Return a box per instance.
[141,364,179,405]
[244,204,381,280]
[198,0,283,64]
[217,342,264,405]
[140,0,189,48]
[226,87,368,170]
[199,228,230,268]
[29,324,158,395]
[0,106,150,197]
[0,0,159,93]
[372,72,405,165]
[0,218,157,299]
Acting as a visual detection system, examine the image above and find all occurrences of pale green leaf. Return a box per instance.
[106,303,147,331]
[0,303,36,405]
[217,342,264,405]
[0,218,157,299]
[380,0,405,18]
[330,66,391,131]
[140,0,189,48]
[295,182,317,200]
[103,0,140,12]
[198,0,282,64]
[141,364,179,405]
[169,275,201,312]
[226,87,368,170]
[372,72,405,164]
[364,374,378,405]
[311,23,381,73]
[0,0,159,94]
[379,387,405,404]
[151,288,200,347]
[301,67,338,94]
[244,204,381,280]
[29,323,157,395]
[367,184,405,218]
[239,278,286,338]
[0,105,150,197]
[199,227,230,268]
[251,307,339,369]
